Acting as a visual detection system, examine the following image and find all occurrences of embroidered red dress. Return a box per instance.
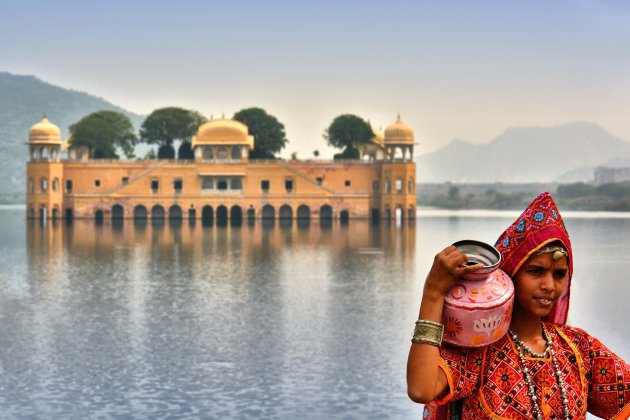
[424,323,630,419]
[422,193,630,419]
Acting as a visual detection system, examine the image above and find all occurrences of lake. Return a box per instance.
[0,206,628,419]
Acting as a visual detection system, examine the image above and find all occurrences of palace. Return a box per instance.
[26,116,416,223]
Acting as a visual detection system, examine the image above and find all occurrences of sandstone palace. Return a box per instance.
[26,116,416,224]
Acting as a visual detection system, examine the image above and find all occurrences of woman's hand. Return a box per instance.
[423,245,483,298]
[407,245,484,404]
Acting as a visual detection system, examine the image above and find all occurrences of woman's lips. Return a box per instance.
[534,296,553,307]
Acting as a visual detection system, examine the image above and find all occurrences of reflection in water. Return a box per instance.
[12,217,418,418]
[5,210,628,419]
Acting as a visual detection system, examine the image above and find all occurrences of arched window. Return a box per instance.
[297,204,310,220]
[52,178,59,193]
[340,210,349,224]
[28,178,34,194]
[151,205,165,220]
[279,205,293,220]
[216,205,228,224]
[112,204,125,219]
[169,205,183,220]
[230,205,242,222]
[385,179,390,194]
[40,178,48,193]
[319,205,333,221]
[408,179,414,193]
[396,179,403,193]
[202,205,214,224]
[133,205,148,220]
[262,204,275,219]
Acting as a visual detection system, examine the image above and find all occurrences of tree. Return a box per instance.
[313,150,320,158]
[233,107,288,159]
[158,144,175,159]
[70,111,138,159]
[324,114,372,160]
[557,182,596,198]
[178,141,194,160]
[139,107,205,160]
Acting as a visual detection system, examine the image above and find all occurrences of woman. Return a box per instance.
[407,192,630,419]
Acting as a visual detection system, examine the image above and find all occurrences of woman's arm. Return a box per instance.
[406,245,481,403]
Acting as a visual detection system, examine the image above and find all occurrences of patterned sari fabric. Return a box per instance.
[423,193,630,419]
[423,323,630,419]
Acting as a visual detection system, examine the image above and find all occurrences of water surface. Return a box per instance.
[0,207,628,419]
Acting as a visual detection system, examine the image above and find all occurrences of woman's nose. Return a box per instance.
[540,272,554,291]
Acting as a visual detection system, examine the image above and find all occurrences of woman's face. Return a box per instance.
[513,252,569,320]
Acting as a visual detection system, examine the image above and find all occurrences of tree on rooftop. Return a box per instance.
[69,111,137,159]
[139,107,205,160]
[233,107,288,159]
[324,114,372,160]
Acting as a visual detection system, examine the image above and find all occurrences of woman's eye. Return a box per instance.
[553,271,567,280]
[528,268,543,275]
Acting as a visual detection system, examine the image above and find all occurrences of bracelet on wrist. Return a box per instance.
[411,319,444,347]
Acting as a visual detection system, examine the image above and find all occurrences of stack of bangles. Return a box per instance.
[411,319,444,347]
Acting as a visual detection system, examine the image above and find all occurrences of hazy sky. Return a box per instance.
[2,0,630,158]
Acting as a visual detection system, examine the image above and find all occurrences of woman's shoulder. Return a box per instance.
[550,322,590,337]
[546,322,597,352]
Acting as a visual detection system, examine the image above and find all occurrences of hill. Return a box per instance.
[0,71,143,203]
[416,123,630,183]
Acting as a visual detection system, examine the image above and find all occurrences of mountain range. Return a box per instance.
[2,71,630,202]
[416,123,630,183]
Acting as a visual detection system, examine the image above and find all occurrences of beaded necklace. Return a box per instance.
[508,327,570,420]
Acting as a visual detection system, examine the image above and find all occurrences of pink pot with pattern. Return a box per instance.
[441,240,514,348]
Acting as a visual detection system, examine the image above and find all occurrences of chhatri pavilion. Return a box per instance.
[26,115,416,223]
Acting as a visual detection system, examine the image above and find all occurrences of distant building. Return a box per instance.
[26,116,417,223]
[593,166,630,186]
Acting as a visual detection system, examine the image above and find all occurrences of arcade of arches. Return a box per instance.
[74,203,417,223]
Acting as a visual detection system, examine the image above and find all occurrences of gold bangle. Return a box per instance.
[411,319,444,347]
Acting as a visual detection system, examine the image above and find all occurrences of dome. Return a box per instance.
[384,115,414,145]
[29,117,62,143]
[191,118,254,149]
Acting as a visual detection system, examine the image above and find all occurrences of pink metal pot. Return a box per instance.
[441,240,514,348]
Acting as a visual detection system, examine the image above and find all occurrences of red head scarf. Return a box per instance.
[494,192,573,325]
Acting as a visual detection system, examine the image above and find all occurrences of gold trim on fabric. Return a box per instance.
[435,358,456,405]
[553,325,589,417]
[612,401,630,419]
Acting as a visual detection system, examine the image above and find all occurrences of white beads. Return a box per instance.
[508,326,570,419]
